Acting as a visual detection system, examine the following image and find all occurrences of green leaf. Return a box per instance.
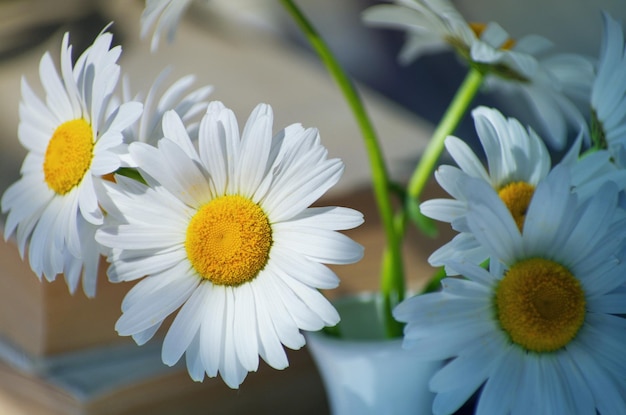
[115,167,147,185]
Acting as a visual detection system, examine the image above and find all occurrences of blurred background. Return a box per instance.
[1,0,626,199]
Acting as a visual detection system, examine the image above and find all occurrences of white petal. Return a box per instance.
[250,282,288,369]
[272,225,363,265]
[162,283,206,366]
[232,283,259,372]
[116,266,198,335]
[199,283,226,377]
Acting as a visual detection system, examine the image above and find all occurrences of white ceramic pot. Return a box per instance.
[305,293,441,415]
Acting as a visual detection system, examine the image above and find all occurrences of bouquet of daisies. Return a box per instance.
[2,0,626,413]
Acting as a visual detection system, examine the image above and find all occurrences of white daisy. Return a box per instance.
[1,27,142,297]
[116,68,213,167]
[485,51,594,150]
[422,106,626,272]
[362,0,477,65]
[362,0,594,149]
[363,0,542,76]
[396,166,626,414]
[141,0,195,52]
[590,12,626,165]
[96,102,364,388]
[421,106,551,271]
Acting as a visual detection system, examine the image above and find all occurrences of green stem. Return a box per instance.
[279,0,404,338]
[406,68,484,204]
[420,266,446,294]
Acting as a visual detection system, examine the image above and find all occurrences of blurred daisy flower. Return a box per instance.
[1,27,142,297]
[116,68,213,167]
[362,0,593,149]
[141,0,195,52]
[590,12,626,165]
[363,0,534,72]
[396,166,626,414]
[96,101,364,388]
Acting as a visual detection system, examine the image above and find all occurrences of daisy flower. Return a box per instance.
[421,106,626,272]
[362,0,477,65]
[363,0,543,76]
[362,0,593,149]
[590,12,626,165]
[96,102,364,388]
[116,67,213,167]
[420,106,551,271]
[484,51,593,150]
[141,0,195,52]
[396,166,626,414]
[1,27,142,297]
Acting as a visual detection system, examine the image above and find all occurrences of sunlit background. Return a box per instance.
[0,1,625,413]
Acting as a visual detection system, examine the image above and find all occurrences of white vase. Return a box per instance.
[305,293,441,415]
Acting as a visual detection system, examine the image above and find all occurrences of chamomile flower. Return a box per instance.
[362,0,477,65]
[362,0,593,149]
[421,106,551,271]
[363,0,542,76]
[96,102,364,388]
[116,68,213,167]
[141,0,195,52]
[590,12,626,165]
[1,28,142,296]
[485,51,594,150]
[423,106,626,272]
[396,166,626,414]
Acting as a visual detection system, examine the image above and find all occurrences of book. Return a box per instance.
[0,241,132,358]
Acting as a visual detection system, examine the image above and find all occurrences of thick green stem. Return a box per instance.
[407,68,484,203]
[279,0,404,338]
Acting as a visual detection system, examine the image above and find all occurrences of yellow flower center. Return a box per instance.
[445,22,528,82]
[43,119,94,195]
[498,181,535,231]
[495,258,586,353]
[470,22,516,50]
[185,195,272,286]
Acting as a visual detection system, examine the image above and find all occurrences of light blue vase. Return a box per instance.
[305,293,441,415]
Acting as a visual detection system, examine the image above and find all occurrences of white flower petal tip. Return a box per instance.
[141,0,194,52]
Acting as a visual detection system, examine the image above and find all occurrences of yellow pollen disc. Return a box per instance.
[495,258,586,353]
[470,22,516,50]
[185,195,272,286]
[43,119,94,195]
[498,181,535,231]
